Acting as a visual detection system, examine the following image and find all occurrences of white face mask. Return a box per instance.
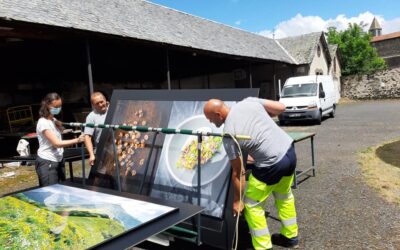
[50,107,62,115]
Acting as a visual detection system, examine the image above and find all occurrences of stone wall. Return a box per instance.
[372,37,400,68]
[372,38,400,58]
[342,67,400,99]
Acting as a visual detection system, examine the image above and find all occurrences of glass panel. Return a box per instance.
[281,83,318,97]
[0,184,176,249]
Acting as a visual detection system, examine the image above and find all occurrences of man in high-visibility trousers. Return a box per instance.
[204,97,299,249]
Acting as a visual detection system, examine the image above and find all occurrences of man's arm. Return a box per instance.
[230,157,246,217]
[83,113,96,166]
[262,99,286,117]
[84,135,95,166]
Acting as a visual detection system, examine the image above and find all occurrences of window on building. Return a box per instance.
[333,59,337,74]
[315,69,323,75]
[317,44,321,57]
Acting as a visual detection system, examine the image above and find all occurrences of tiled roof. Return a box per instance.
[278,32,328,64]
[0,0,295,63]
[371,32,400,42]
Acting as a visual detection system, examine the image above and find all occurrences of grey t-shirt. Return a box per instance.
[223,97,293,168]
[84,109,107,146]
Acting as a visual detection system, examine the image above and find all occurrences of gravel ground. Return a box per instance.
[139,100,400,250]
[275,100,400,250]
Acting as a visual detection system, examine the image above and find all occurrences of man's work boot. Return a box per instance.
[271,234,299,248]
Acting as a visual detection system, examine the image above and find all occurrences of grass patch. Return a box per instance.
[0,166,38,196]
[358,139,400,205]
[0,160,92,197]
[338,97,357,104]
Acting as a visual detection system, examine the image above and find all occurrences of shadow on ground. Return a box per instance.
[376,140,400,168]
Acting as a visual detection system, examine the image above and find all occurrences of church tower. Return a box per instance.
[369,17,382,37]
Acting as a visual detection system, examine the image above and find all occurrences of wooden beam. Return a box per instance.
[0,29,65,40]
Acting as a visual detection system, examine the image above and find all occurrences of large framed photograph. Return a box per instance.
[150,101,235,218]
[0,184,177,249]
[90,89,258,219]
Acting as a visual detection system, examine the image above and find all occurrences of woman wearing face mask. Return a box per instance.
[36,92,85,186]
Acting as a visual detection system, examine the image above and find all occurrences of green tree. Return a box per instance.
[327,23,386,76]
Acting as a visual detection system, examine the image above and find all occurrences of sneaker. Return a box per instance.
[271,234,299,248]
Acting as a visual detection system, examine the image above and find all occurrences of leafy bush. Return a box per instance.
[327,23,386,76]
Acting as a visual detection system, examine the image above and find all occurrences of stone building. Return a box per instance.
[369,17,382,37]
[370,17,400,68]
[278,32,342,101]
[341,17,400,100]
[328,44,342,102]
[0,0,341,130]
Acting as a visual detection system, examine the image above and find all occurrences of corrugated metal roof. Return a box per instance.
[0,0,295,63]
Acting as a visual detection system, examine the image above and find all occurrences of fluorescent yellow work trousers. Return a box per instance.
[244,174,298,249]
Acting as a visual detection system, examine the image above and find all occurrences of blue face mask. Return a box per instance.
[50,107,62,115]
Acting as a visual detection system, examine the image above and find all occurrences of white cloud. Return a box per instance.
[235,20,242,25]
[259,14,327,38]
[382,17,400,34]
[258,12,400,39]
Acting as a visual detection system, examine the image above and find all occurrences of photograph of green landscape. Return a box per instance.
[0,184,177,249]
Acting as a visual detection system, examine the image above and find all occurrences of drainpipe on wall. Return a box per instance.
[278,79,282,97]
[273,74,277,100]
[249,62,253,88]
[85,39,94,96]
[166,49,171,90]
[273,63,276,100]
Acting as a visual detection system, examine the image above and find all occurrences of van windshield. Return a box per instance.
[281,83,317,98]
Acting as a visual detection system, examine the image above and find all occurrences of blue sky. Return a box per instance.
[149,0,400,38]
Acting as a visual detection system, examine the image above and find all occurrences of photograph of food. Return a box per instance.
[150,101,235,218]
[93,100,172,193]
[176,136,223,170]
[114,109,149,177]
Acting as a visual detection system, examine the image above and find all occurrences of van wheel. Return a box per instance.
[330,105,336,118]
[315,110,322,125]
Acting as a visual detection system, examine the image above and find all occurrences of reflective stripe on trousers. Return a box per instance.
[249,227,270,237]
[244,173,298,249]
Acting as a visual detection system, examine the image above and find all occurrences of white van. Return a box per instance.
[278,75,336,125]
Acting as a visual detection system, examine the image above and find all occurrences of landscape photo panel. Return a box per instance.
[0,184,177,249]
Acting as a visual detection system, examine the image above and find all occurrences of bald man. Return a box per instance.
[84,92,109,166]
[204,97,299,249]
